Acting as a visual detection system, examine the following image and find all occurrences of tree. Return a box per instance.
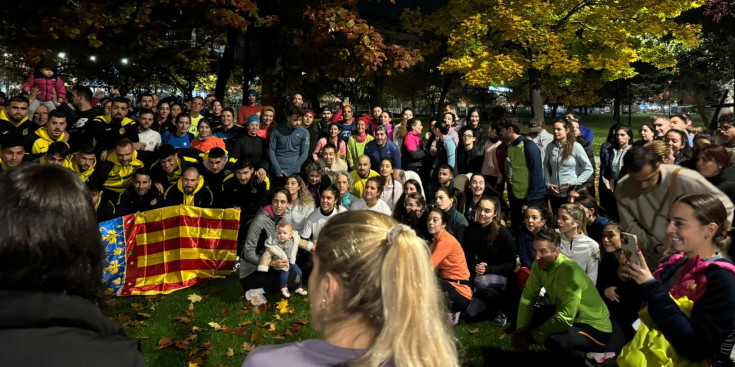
[433,0,703,119]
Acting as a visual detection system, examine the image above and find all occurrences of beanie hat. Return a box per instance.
[247,115,260,125]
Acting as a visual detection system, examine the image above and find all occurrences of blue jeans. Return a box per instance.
[278,263,302,288]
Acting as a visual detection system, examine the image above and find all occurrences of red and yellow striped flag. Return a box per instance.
[100,205,240,296]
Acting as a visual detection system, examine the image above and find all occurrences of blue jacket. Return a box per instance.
[580,124,594,146]
[543,140,593,195]
[364,139,402,170]
[269,123,310,176]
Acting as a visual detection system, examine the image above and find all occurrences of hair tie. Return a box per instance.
[387,224,415,245]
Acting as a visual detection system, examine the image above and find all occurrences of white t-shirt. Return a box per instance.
[300,205,346,241]
[349,198,392,216]
[138,129,162,152]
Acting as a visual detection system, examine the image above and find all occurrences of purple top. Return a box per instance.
[242,339,365,367]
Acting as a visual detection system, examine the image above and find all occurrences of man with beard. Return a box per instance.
[35,141,68,166]
[318,106,333,138]
[64,143,101,184]
[237,90,263,126]
[88,97,142,158]
[163,166,214,208]
[0,132,27,170]
[0,96,33,138]
[219,159,271,214]
[57,85,101,150]
[349,155,380,198]
[200,147,236,199]
[363,125,401,170]
[116,168,163,215]
[150,144,200,193]
[26,110,69,154]
[512,228,612,357]
[98,138,145,195]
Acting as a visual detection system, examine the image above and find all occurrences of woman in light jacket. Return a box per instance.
[544,119,593,215]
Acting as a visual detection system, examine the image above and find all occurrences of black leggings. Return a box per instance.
[545,323,612,354]
[439,279,471,313]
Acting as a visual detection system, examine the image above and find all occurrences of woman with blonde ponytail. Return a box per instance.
[242,211,459,367]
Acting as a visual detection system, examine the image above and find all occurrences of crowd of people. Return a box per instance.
[2,57,735,366]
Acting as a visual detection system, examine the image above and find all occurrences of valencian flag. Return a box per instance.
[99,205,240,296]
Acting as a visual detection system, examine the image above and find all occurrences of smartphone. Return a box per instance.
[620,232,639,265]
[560,182,570,196]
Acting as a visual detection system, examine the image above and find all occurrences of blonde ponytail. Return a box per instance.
[315,211,459,367]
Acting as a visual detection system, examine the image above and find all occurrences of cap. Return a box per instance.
[247,90,258,96]
[262,106,275,113]
[247,115,260,125]
[528,119,543,133]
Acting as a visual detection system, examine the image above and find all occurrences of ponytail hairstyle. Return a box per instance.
[395,109,415,142]
[559,202,588,235]
[477,195,502,246]
[575,196,603,221]
[322,185,342,207]
[313,211,459,367]
[554,119,576,162]
[673,193,731,252]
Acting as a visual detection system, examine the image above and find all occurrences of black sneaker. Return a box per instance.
[490,311,507,327]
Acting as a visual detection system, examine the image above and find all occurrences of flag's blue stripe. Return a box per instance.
[100,216,127,296]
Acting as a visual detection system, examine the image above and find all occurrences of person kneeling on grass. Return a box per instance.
[512,227,612,361]
[242,211,460,367]
[257,222,312,298]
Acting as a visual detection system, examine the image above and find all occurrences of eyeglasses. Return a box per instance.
[462,134,474,138]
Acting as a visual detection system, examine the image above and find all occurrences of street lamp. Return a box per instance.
[58,52,66,59]
[121,58,129,65]
[89,56,96,62]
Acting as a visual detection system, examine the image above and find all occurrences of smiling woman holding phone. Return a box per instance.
[618,193,735,366]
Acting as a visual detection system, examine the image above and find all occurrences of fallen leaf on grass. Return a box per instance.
[295,318,309,325]
[125,320,149,328]
[201,342,215,350]
[131,303,145,311]
[218,306,229,317]
[174,340,190,350]
[242,341,254,352]
[468,328,480,334]
[185,308,195,317]
[499,334,507,340]
[226,348,234,358]
[185,333,199,342]
[208,322,222,331]
[276,299,289,312]
[173,316,192,324]
[205,288,224,299]
[156,336,173,350]
[117,314,130,324]
[251,331,261,343]
[187,294,202,304]
[138,312,152,318]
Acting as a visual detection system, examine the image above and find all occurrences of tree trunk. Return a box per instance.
[528,68,544,120]
[710,89,730,130]
[215,27,239,101]
[437,74,454,118]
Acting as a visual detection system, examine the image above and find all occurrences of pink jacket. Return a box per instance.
[404,131,422,151]
[21,75,66,101]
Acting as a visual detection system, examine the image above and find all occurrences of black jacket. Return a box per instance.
[116,185,163,216]
[219,174,271,216]
[0,290,145,367]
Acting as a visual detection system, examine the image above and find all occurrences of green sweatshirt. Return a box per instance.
[517,253,611,343]
[347,134,374,169]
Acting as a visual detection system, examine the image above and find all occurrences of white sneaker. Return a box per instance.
[245,288,267,306]
[294,288,308,296]
[281,287,291,298]
[449,311,461,326]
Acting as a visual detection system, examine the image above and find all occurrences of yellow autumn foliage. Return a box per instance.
[425,0,704,87]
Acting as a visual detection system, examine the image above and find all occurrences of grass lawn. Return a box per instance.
[105,273,512,366]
